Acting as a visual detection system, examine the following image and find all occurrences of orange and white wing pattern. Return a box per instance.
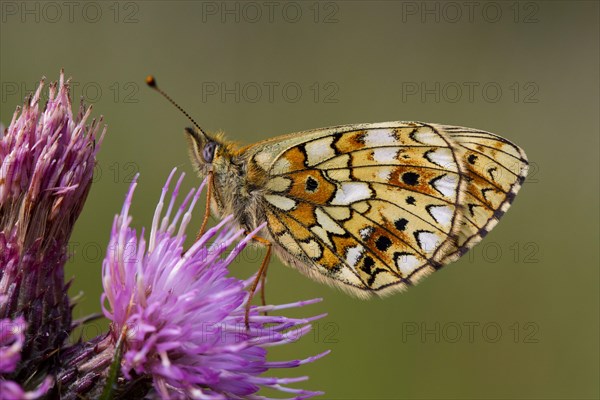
[248,122,527,296]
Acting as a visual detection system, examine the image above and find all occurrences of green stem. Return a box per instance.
[100,327,127,400]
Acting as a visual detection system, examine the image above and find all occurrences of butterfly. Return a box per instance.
[147,77,528,310]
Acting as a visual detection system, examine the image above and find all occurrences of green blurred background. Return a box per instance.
[1,1,598,398]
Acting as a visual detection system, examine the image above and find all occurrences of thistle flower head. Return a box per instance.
[0,71,104,249]
[0,71,104,385]
[102,170,328,399]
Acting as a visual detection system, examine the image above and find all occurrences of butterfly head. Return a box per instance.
[185,126,230,179]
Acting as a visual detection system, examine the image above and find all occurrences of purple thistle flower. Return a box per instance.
[0,71,104,391]
[0,71,104,248]
[102,169,328,399]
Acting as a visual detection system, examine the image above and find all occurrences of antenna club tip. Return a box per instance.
[145,75,157,87]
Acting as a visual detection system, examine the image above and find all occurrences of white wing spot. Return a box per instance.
[426,148,457,170]
[254,150,272,171]
[396,253,422,276]
[415,231,441,253]
[265,194,296,211]
[359,226,374,240]
[432,174,459,198]
[331,182,372,205]
[372,147,398,163]
[364,129,397,147]
[377,167,392,181]
[305,137,336,166]
[428,205,454,228]
[346,245,365,268]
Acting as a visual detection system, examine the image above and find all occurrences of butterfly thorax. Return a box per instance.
[210,149,268,232]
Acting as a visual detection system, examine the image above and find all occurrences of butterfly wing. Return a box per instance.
[247,122,527,296]
[439,125,528,263]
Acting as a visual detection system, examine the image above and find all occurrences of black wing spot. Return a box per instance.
[375,235,392,252]
[362,256,375,274]
[361,256,387,286]
[394,218,409,231]
[402,172,419,186]
[305,176,319,192]
[406,196,416,205]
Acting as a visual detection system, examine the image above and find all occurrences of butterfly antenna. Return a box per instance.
[145,75,207,136]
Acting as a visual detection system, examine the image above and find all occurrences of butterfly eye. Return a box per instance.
[202,141,218,163]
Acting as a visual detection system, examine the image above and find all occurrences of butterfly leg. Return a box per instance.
[260,258,270,308]
[195,170,214,242]
[244,236,272,329]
